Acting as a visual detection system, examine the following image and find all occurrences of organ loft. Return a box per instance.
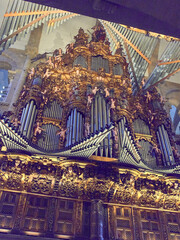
[0,22,180,240]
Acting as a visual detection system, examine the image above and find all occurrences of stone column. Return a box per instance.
[90,199,104,240]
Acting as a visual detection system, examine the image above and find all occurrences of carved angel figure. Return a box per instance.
[87,95,93,106]
[56,128,67,142]
[11,117,20,127]
[151,144,161,155]
[145,91,152,103]
[148,110,156,123]
[41,89,48,104]
[46,57,54,67]
[104,88,110,97]
[28,67,35,79]
[34,122,46,136]
[43,69,52,78]
[110,98,116,109]
[92,87,99,95]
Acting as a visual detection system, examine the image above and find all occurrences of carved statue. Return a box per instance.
[28,67,35,79]
[43,69,52,78]
[110,98,116,109]
[104,88,110,97]
[87,95,93,106]
[56,128,67,142]
[11,117,20,128]
[92,87,99,95]
[34,122,46,136]
[145,91,152,103]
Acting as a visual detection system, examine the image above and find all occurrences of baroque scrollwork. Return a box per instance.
[0,155,179,211]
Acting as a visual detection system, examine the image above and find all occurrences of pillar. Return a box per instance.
[90,199,104,240]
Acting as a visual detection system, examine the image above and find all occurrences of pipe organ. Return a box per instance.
[0,23,179,240]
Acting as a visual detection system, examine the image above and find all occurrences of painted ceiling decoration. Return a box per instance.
[0,0,179,91]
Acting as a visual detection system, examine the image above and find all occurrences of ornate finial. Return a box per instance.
[91,20,106,43]
[74,28,89,47]
[115,42,124,56]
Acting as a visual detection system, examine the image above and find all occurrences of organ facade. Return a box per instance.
[0,24,180,240]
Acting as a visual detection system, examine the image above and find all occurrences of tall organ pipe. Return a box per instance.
[157,131,167,166]
[20,102,29,132]
[26,105,36,139]
[158,126,170,166]
[23,100,34,135]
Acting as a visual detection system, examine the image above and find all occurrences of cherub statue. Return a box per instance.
[41,89,48,104]
[145,91,152,103]
[104,88,110,97]
[151,144,161,155]
[110,98,116,109]
[148,110,156,123]
[92,87,99,95]
[46,57,54,67]
[11,117,20,127]
[87,95,93,106]
[43,69,52,78]
[28,67,35,79]
[56,128,67,142]
[34,122,46,136]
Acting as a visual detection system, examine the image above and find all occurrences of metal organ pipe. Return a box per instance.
[20,102,29,132]
[26,105,36,139]
[158,126,170,166]
[23,100,34,135]
[162,125,175,164]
